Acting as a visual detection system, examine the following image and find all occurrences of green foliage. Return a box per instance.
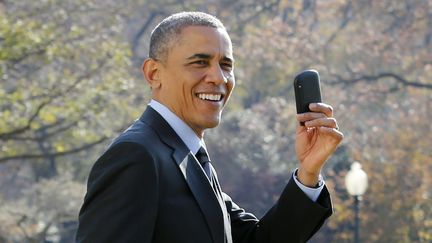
[0,1,139,170]
[0,0,145,240]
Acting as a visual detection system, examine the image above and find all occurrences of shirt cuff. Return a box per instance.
[292,169,325,202]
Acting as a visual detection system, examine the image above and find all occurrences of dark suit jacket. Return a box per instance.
[76,107,332,243]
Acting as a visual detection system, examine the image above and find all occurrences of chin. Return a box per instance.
[206,120,220,129]
[202,116,221,129]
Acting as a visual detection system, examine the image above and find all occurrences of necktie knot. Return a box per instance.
[196,147,210,164]
[196,147,211,179]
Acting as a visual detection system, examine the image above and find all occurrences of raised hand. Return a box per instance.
[295,103,344,187]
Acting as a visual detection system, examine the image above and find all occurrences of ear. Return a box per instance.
[142,58,161,89]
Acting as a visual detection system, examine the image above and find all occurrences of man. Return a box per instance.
[76,12,343,243]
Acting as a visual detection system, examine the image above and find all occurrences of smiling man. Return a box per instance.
[76,12,343,243]
[146,25,235,137]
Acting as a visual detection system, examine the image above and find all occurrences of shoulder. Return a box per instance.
[111,117,162,148]
[86,118,166,183]
[86,141,158,187]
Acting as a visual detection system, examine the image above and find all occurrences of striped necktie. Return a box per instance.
[195,147,212,180]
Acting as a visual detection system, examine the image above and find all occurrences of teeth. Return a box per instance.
[198,93,222,101]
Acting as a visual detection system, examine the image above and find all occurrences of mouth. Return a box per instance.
[196,93,224,102]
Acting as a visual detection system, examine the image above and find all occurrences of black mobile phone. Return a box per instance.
[294,70,322,125]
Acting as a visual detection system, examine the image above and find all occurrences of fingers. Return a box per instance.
[296,103,340,130]
[304,117,338,130]
[309,103,333,117]
[319,126,344,142]
[297,112,327,123]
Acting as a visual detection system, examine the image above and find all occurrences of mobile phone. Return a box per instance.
[294,70,322,125]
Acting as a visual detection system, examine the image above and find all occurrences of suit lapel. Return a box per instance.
[140,107,226,243]
[178,154,226,243]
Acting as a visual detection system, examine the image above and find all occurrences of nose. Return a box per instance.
[205,64,228,85]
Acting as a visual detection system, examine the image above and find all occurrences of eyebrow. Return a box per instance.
[186,53,234,64]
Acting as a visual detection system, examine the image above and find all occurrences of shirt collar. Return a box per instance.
[149,99,205,154]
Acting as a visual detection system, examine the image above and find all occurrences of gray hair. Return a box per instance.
[149,12,227,61]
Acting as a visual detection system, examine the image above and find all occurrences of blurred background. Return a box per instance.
[0,0,431,242]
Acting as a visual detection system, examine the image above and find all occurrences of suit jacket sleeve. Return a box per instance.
[76,142,158,243]
[226,175,332,243]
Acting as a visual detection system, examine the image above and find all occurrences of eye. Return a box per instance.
[220,62,233,71]
[191,60,208,66]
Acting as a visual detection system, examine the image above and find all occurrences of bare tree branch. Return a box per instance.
[2,117,84,141]
[325,0,353,47]
[234,0,281,32]
[251,0,280,20]
[0,100,50,140]
[0,59,107,140]
[329,72,432,89]
[426,10,432,45]
[7,44,50,65]
[0,136,108,163]
[132,11,163,57]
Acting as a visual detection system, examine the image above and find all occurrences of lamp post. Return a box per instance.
[345,162,368,243]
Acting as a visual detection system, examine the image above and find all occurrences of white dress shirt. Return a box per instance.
[149,99,324,202]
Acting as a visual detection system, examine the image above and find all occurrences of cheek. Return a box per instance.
[227,77,235,94]
[191,71,207,83]
[180,80,198,104]
[186,72,206,95]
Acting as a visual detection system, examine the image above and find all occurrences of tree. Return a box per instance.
[0,0,140,177]
[0,171,85,242]
[1,0,142,240]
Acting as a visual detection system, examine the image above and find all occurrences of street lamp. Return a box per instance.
[345,162,368,243]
